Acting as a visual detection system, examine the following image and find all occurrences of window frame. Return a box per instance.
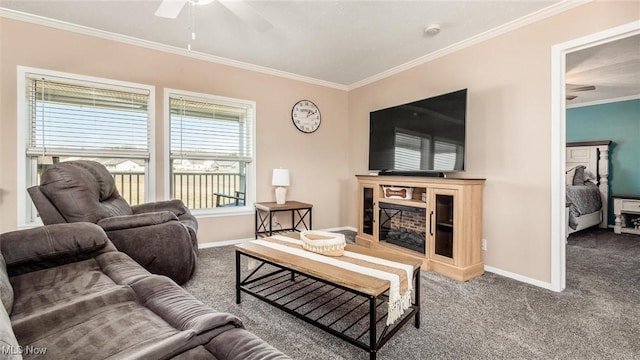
[163,88,256,217]
[16,66,156,227]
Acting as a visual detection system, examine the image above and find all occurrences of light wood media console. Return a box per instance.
[356,175,485,281]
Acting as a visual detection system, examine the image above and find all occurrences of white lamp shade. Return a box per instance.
[272,169,290,186]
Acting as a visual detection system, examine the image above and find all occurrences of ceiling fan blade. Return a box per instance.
[155,0,188,19]
[566,95,578,100]
[218,0,273,32]
[566,84,596,92]
[570,85,596,92]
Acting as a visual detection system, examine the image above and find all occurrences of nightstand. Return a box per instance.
[613,195,640,235]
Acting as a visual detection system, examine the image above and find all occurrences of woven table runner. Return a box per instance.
[250,235,414,325]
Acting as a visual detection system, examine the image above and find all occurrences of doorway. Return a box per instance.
[550,21,640,292]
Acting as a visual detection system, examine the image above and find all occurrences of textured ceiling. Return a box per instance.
[566,34,640,106]
[1,0,638,105]
[1,0,560,86]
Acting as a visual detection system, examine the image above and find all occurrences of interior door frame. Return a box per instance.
[549,20,640,292]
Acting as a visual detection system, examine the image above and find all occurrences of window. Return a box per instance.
[165,89,255,214]
[18,67,154,225]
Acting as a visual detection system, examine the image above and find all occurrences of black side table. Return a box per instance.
[255,201,313,238]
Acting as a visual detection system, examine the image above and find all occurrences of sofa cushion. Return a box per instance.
[38,161,132,223]
[9,258,118,321]
[0,252,14,314]
[1,223,114,276]
[11,285,137,344]
[9,249,247,359]
[8,254,193,359]
[15,291,191,359]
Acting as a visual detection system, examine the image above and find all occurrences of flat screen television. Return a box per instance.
[368,89,467,175]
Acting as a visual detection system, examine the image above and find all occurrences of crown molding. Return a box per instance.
[346,0,591,91]
[0,8,349,91]
[566,94,640,109]
[1,1,589,93]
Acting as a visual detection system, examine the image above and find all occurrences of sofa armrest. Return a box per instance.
[97,211,178,231]
[131,200,189,217]
[204,328,290,360]
[0,304,21,359]
[0,223,116,275]
[132,276,243,332]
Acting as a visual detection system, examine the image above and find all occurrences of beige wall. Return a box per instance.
[348,1,639,283]
[1,1,638,284]
[0,18,350,242]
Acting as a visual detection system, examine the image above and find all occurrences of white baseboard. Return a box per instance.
[199,231,556,292]
[197,226,357,249]
[321,226,358,232]
[198,237,253,249]
[484,265,554,291]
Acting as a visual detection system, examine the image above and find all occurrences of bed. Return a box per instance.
[566,141,611,236]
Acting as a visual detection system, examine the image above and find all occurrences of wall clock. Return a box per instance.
[291,100,321,133]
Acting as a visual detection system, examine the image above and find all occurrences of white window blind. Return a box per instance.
[169,96,253,161]
[26,75,150,158]
[167,92,255,211]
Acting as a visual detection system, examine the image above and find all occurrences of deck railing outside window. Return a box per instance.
[112,172,146,206]
[111,171,245,209]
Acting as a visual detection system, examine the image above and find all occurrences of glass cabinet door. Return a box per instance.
[433,193,454,259]
[362,186,374,236]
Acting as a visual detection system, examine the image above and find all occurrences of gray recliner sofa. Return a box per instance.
[0,223,289,360]
[27,160,198,285]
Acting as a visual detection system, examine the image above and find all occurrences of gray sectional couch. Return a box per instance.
[0,223,288,359]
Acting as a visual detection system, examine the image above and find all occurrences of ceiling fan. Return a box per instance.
[566,84,596,100]
[155,0,273,33]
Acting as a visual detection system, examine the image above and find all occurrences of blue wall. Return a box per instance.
[567,98,640,225]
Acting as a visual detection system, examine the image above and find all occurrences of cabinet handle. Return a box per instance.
[429,211,434,236]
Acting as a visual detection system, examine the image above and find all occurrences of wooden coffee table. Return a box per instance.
[235,236,422,360]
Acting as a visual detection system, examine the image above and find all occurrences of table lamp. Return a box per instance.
[272,168,290,205]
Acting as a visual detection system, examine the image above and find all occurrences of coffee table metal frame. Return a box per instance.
[235,250,421,360]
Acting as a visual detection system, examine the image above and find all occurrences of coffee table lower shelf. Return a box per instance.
[235,251,421,360]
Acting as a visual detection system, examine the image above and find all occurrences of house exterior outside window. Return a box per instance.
[17,67,155,226]
[164,89,256,216]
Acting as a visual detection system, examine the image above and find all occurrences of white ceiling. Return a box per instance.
[566,34,640,106]
[1,0,638,103]
[1,0,563,85]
